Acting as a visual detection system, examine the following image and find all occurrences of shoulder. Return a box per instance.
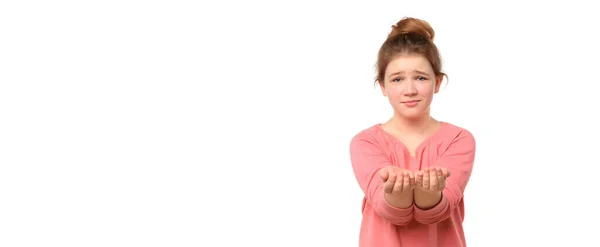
[351,124,377,139]
[439,122,476,149]
[349,124,386,149]
[441,122,475,139]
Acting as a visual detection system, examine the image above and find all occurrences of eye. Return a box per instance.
[392,77,403,82]
[417,76,428,81]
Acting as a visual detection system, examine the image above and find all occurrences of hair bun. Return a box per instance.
[388,17,435,42]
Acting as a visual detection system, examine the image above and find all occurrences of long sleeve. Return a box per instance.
[350,134,414,226]
[414,130,476,224]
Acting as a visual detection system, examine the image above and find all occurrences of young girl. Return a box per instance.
[349,17,476,247]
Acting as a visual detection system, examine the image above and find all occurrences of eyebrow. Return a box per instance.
[388,70,432,79]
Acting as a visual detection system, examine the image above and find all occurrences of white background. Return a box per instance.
[1,1,600,246]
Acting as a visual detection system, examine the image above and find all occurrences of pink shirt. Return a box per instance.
[349,122,476,247]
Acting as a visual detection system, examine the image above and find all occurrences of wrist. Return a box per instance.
[414,186,437,194]
[413,188,442,209]
[384,189,414,209]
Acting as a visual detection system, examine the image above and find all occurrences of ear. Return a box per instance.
[434,76,443,94]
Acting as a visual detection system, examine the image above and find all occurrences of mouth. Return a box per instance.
[401,100,421,107]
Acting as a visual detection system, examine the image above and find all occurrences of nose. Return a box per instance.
[403,81,417,96]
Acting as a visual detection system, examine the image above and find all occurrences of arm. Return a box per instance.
[413,178,442,210]
[385,192,414,209]
[381,167,415,209]
[350,135,414,226]
[413,130,476,224]
[413,167,451,209]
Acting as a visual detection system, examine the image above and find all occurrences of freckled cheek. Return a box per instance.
[421,96,434,105]
[416,83,434,92]
[417,86,435,99]
[386,88,405,101]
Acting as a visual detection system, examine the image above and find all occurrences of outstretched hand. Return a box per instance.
[379,166,416,195]
[415,167,450,192]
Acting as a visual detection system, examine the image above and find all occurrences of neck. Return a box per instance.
[387,114,438,135]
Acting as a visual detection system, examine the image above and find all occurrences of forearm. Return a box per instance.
[369,184,414,226]
[412,188,452,224]
[413,187,442,210]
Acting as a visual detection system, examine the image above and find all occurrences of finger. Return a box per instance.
[423,168,430,190]
[436,168,445,190]
[392,173,404,195]
[409,172,416,189]
[443,168,451,178]
[430,168,438,191]
[384,172,396,193]
[380,168,389,182]
[403,172,411,192]
[415,172,423,187]
[440,174,446,190]
[443,170,450,188]
[407,171,415,181]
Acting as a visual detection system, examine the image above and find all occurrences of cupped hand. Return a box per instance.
[415,167,450,192]
[379,166,416,195]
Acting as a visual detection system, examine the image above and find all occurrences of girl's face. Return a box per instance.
[380,54,442,120]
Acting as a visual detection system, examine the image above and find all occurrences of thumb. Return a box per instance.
[379,167,389,182]
[443,169,451,178]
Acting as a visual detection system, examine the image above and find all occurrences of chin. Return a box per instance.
[396,110,427,120]
[403,115,425,120]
